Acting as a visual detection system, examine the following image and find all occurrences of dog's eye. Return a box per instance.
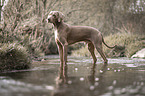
[53,15,56,18]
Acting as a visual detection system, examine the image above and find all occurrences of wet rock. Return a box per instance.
[131,48,145,58]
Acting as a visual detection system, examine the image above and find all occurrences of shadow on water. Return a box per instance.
[0,56,145,96]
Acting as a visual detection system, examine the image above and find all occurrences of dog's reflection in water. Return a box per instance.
[51,65,68,96]
[51,64,108,96]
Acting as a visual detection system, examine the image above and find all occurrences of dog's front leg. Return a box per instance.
[63,43,68,68]
[56,40,63,70]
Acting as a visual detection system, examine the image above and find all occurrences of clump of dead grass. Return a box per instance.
[103,32,144,57]
[0,43,31,72]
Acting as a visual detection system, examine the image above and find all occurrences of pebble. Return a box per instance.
[90,85,95,90]
[95,82,99,86]
[113,80,117,85]
[75,68,78,71]
[95,78,99,81]
[68,80,72,84]
[108,86,114,90]
[107,68,110,70]
[100,70,103,73]
[80,77,84,81]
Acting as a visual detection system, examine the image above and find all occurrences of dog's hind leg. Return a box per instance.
[88,42,97,64]
[94,42,108,64]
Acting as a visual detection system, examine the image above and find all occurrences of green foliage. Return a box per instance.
[0,43,31,72]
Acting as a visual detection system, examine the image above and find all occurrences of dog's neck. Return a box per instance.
[53,21,65,30]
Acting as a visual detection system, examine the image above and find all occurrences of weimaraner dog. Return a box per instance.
[47,11,116,68]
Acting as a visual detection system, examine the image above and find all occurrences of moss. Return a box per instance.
[0,43,31,72]
[71,32,145,58]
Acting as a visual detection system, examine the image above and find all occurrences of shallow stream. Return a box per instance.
[1,56,145,96]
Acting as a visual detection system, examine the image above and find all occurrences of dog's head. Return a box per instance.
[47,11,64,23]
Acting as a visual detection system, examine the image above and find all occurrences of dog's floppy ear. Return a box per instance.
[58,12,64,22]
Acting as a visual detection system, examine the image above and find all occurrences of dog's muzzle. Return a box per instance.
[46,18,50,23]
[47,15,52,23]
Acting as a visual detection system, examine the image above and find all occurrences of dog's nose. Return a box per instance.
[46,18,50,23]
[48,18,50,22]
[47,15,52,22]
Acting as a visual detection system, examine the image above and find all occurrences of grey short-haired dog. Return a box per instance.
[47,11,116,68]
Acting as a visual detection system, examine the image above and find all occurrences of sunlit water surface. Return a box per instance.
[0,56,145,96]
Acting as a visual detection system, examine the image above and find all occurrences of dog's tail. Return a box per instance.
[102,35,116,49]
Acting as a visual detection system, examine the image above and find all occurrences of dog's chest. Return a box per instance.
[54,29,67,44]
[54,30,63,40]
[54,30,58,39]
